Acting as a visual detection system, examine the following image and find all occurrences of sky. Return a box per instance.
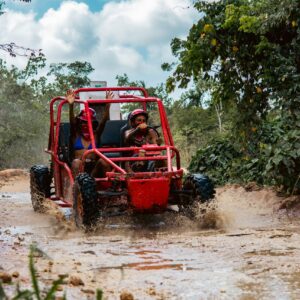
[0,0,199,92]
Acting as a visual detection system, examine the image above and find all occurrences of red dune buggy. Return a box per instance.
[30,87,215,227]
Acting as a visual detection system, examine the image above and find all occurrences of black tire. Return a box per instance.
[73,173,100,228]
[30,165,51,212]
[183,173,215,204]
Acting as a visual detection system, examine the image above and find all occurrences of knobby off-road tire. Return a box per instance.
[30,165,51,213]
[180,173,215,218]
[73,173,100,229]
[183,173,215,204]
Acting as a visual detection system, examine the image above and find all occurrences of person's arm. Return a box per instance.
[124,127,139,146]
[124,123,148,146]
[66,89,77,140]
[148,128,159,144]
[95,91,113,137]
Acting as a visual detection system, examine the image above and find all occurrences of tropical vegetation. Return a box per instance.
[163,0,300,194]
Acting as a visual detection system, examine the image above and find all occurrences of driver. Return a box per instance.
[124,109,158,147]
[124,109,159,172]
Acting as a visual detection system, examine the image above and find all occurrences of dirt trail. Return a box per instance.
[1,170,300,299]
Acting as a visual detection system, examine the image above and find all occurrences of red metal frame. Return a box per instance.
[46,87,183,211]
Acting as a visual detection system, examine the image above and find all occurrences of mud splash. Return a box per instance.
[89,184,280,235]
[215,185,284,230]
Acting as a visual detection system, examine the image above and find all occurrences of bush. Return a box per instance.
[189,121,300,195]
[264,127,300,194]
[189,138,242,185]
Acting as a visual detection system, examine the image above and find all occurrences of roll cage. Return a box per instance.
[46,87,183,207]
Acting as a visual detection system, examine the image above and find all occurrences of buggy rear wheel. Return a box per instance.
[73,173,100,229]
[30,165,51,212]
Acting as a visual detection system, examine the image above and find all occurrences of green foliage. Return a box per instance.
[116,73,172,107]
[165,0,300,194]
[116,73,172,119]
[169,101,223,165]
[96,289,104,300]
[0,60,49,168]
[189,138,242,185]
[189,120,300,193]
[0,56,96,169]
[20,56,47,82]
[263,123,300,194]
[189,136,270,186]
[47,61,94,94]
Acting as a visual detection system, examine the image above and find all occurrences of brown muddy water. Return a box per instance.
[1,173,300,299]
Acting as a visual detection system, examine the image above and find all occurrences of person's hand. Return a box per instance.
[106,91,114,99]
[138,123,148,130]
[66,89,76,104]
[156,137,163,146]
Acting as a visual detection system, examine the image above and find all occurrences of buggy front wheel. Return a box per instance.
[183,173,215,204]
[179,173,215,218]
[73,173,100,229]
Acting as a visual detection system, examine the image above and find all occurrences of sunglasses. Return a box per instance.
[80,120,98,129]
[135,117,146,122]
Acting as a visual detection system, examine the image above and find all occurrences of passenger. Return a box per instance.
[66,89,113,177]
[124,109,159,172]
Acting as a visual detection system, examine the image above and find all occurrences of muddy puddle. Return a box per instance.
[1,174,300,299]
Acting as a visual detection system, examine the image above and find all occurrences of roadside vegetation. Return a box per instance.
[0,0,299,195]
[163,0,300,194]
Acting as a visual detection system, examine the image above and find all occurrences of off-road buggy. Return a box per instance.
[30,87,215,227]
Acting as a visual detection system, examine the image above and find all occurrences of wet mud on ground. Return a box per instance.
[1,170,300,299]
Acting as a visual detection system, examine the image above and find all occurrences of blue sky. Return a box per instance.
[6,0,114,18]
[1,0,198,92]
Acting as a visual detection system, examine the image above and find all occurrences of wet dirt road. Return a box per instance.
[1,171,300,299]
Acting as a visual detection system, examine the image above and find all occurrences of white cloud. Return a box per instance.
[38,2,98,60]
[0,10,40,68]
[98,0,194,46]
[0,0,198,89]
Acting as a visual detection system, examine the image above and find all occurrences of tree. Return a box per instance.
[47,61,94,95]
[0,59,48,168]
[116,73,172,125]
[164,0,300,193]
[0,57,97,169]
[116,73,172,107]
[168,100,221,165]
[165,1,270,149]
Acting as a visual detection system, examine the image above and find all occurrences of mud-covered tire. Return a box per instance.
[183,173,215,204]
[30,165,51,212]
[73,173,100,229]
